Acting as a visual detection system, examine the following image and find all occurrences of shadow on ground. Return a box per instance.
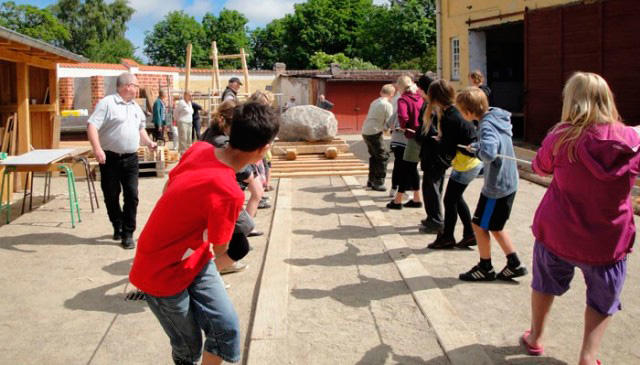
[0,232,117,252]
[291,274,516,308]
[64,258,145,315]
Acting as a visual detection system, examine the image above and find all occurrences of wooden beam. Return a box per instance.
[184,43,192,92]
[210,41,220,97]
[16,63,31,190]
[217,54,243,60]
[0,47,55,69]
[271,170,368,178]
[0,105,17,113]
[241,48,250,94]
[271,144,350,155]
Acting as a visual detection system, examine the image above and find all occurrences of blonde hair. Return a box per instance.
[210,99,237,135]
[422,79,455,135]
[456,87,489,119]
[381,83,395,96]
[396,75,417,93]
[248,90,275,106]
[552,72,620,161]
[469,70,484,86]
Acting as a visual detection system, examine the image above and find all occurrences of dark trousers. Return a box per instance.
[363,133,389,186]
[442,178,473,239]
[100,152,139,237]
[390,145,419,192]
[192,119,201,141]
[421,169,445,226]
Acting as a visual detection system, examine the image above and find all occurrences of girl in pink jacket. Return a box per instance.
[523,72,640,365]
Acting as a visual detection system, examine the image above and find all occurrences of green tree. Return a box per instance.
[85,37,140,64]
[309,51,377,70]
[144,11,208,67]
[249,18,287,69]
[49,0,136,61]
[0,1,69,46]
[356,0,436,69]
[201,9,250,69]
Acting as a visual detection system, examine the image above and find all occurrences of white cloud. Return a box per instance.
[127,0,179,20]
[225,0,303,26]
[185,0,216,17]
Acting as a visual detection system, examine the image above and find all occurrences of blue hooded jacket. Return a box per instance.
[470,107,519,198]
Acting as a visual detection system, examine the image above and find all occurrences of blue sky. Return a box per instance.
[17,0,387,61]
[15,0,319,60]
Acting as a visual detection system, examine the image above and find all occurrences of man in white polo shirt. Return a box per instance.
[361,83,395,191]
[87,72,157,249]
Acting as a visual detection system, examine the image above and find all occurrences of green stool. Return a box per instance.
[58,164,81,228]
[0,166,14,224]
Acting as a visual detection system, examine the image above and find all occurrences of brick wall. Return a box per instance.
[90,76,104,109]
[59,77,74,110]
[135,73,173,97]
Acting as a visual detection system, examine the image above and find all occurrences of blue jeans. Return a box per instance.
[145,261,241,364]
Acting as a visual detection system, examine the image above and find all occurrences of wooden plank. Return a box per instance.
[217,53,243,60]
[28,104,56,112]
[271,160,365,166]
[0,47,55,70]
[272,166,368,173]
[241,48,250,94]
[184,43,192,92]
[270,170,369,178]
[16,63,30,190]
[273,139,345,146]
[271,144,349,155]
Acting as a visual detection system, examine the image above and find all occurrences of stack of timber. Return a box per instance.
[270,138,369,178]
[137,146,165,178]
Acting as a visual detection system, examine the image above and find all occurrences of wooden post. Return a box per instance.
[16,63,30,190]
[185,43,192,92]
[241,48,250,94]
[49,68,60,148]
[211,41,221,98]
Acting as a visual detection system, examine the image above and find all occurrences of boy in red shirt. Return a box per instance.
[130,102,279,365]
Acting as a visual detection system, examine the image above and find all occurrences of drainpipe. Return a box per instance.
[436,0,443,78]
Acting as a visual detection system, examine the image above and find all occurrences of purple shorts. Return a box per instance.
[531,241,627,315]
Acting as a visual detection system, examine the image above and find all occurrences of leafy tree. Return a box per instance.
[85,37,140,64]
[0,1,69,46]
[49,0,136,61]
[309,51,377,70]
[356,0,436,69]
[144,11,208,67]
[201,9,250,69]
[249,18,287,69]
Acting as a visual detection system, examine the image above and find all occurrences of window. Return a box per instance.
[451,37,460,81]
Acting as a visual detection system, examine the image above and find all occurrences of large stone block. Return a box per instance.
[278,105,338,142]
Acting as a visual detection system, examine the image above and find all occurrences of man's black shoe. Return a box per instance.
[371,184,386,192]
[121,236,135,249]
[419,220,444,234]
[113,228,122,241]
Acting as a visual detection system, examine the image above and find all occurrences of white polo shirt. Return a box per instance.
[87,93,146,154]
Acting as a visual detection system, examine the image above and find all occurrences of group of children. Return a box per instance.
[129,70,637,365]
[375,71,638,364]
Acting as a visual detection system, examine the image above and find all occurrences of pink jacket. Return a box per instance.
[532,122,640,265]
[397,91,423,138]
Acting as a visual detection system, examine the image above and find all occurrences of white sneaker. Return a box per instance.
[223,280,231,289]
[220,261,248,275]
[389,187,398,197]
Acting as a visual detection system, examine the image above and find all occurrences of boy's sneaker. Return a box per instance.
[220,262,248,275]
[459,264,496,281]
[496,265,528,280]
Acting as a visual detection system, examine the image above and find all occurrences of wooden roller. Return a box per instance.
[324,147,338,159]
[286,148,297,160]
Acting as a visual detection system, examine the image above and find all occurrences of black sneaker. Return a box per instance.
[427,235,456,249]
[386,201,402,210]
[112,227,122,241]
[459,264,496,281]
[419,220,443,234]
[403,200,423,208]
[121,236,135,250]
[366,181,373,188]
[371,184,386,192]
[496,265,528,280]
[455,235,477,248]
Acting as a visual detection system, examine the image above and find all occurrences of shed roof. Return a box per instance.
[0,25,87,68]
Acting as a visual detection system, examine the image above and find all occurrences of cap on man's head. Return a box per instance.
[229,77,243,85]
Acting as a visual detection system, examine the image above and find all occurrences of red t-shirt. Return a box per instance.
[129,142,244,296]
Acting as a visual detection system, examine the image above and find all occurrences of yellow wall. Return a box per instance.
[177,75,277,96]
[441,0,580,89]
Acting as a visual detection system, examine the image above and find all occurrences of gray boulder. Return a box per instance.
[278,105,338,142]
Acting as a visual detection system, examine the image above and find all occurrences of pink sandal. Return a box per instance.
[520,330,544,356]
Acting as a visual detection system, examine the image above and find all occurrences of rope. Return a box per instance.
[457,144,532,165]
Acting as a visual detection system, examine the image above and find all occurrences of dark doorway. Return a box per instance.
[485,22,524,139]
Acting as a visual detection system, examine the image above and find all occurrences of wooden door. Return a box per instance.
[326,81,386,134]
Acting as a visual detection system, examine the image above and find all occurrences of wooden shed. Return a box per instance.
[0,25,86,156]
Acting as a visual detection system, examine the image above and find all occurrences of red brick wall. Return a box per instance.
[90,76,104,109]
[59,77,74,110]
[135,73,173,97]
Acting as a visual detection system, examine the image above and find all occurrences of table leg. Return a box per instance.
[0,168,12,224]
